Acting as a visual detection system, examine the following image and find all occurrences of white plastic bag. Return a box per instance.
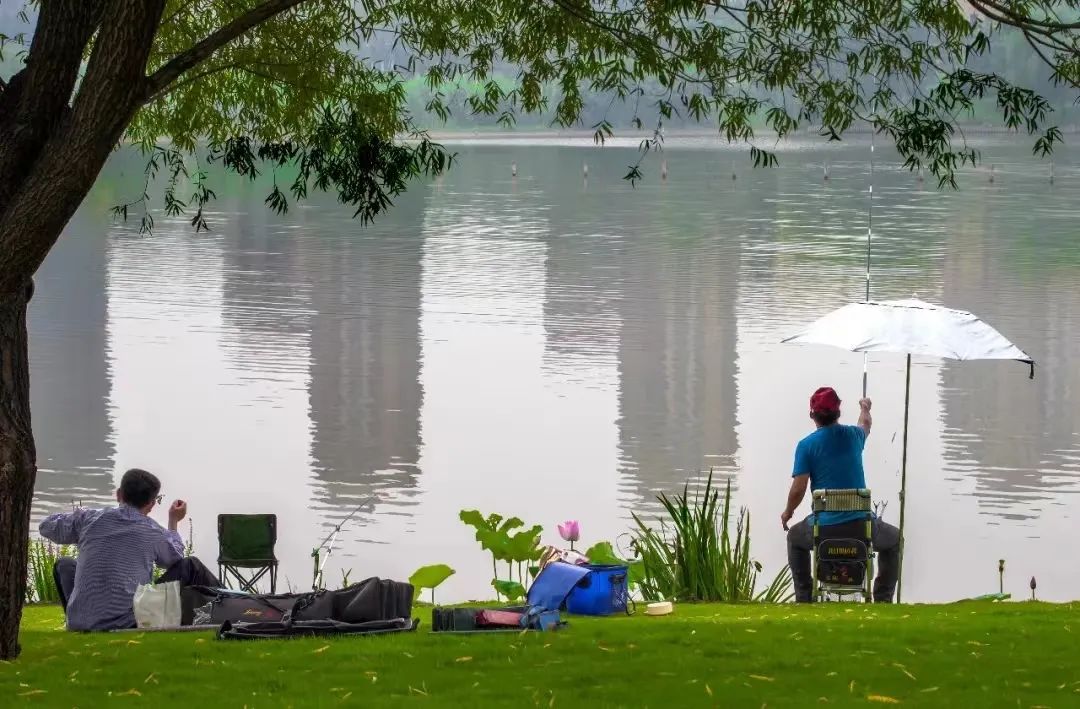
[133,581,181,628]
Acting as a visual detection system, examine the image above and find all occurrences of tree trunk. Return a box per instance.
[0,0,168,661]
[0,280,37,659]
[0,0,283,659]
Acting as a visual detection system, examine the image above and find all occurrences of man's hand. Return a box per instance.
[781,509,794,531]
[859,398,872,411]
[168,500,187,530]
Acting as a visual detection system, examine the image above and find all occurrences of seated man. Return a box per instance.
[40,468,220,630]
[781,388,900,603]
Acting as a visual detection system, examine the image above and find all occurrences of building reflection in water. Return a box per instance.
[29,210,115,517]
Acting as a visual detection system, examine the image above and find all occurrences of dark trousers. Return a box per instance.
[787,518,900,603]
[53,556,221,611]
[157,557,222,588]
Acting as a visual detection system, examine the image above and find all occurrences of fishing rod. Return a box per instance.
[862,125,875,398]
[311,496,377,591]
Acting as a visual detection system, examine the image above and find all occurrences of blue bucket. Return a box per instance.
[565,564,629,616]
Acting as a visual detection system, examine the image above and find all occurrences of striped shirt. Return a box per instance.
[39,505,183,631]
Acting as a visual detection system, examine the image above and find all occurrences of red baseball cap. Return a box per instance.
[810,387,841,413]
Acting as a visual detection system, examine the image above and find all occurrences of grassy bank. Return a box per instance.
[4,602,1078,707]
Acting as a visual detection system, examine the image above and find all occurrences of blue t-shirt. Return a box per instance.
[792,424,867,525]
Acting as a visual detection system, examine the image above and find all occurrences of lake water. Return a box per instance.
[28,136,1080,602]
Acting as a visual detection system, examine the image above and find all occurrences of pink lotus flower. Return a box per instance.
[557,520,580,550]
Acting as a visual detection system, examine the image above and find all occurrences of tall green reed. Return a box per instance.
[630,471,793,603]
[25,538,77,604]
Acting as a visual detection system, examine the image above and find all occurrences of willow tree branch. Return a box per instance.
[978,2,1078,59]
[145,61,248,104]
[143,0,314,101]
[969,0,1080,31]
[1023,29,1080,89]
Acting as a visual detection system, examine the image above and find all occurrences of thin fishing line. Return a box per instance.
[865,129,874,302]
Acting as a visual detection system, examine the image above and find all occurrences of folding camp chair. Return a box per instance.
[811,489,874,603]
[217,514,278,593]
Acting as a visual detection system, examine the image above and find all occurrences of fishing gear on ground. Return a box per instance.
[310,496,377,590]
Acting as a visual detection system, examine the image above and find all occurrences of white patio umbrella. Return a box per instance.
[782,298,1034,601]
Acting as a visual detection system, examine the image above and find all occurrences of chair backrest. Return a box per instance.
[811,488,872,514]
[218,514,277,563]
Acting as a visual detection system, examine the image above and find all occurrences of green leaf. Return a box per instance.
[496,517,525,535]
[458,510,488,530]
[504,524,543,563]
[408,564,456,601]
[461,510,540,563]
[491,579,526,602]
[476,528,512,561]
[584,541,621,565]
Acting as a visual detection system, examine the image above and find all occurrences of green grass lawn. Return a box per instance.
[3,602,1078,707]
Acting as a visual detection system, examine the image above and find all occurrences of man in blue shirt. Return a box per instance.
[781,387,900,603]
[40,468,221,630]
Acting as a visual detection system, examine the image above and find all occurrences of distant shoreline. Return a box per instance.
[424,125,1080,142]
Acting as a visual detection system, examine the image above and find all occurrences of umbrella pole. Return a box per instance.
[896,353,912,602]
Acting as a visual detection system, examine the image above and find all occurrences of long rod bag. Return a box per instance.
[183,577,414,626]
[218,617,419,640]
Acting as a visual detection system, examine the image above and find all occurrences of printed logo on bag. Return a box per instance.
[822,541,863,557]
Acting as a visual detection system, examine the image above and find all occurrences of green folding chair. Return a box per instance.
[217,514,278,593]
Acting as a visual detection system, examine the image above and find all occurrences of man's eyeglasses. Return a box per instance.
[154,495,164,505]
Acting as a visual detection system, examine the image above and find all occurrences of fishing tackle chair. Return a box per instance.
[811,489,874,602]
[217,514,278,593]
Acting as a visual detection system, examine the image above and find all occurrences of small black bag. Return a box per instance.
[180,587,301,625]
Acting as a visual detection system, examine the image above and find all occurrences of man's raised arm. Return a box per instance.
[858,398,872,438]
[39,507,95,545]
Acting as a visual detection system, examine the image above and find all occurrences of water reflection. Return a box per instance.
[303,187,427,513]
[613,188,741,503]
[29,210,115,511]
[27,138,1080,601]
[940,181,1080,521]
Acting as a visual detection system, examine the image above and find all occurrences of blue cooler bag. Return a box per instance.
[565,564,630,616]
